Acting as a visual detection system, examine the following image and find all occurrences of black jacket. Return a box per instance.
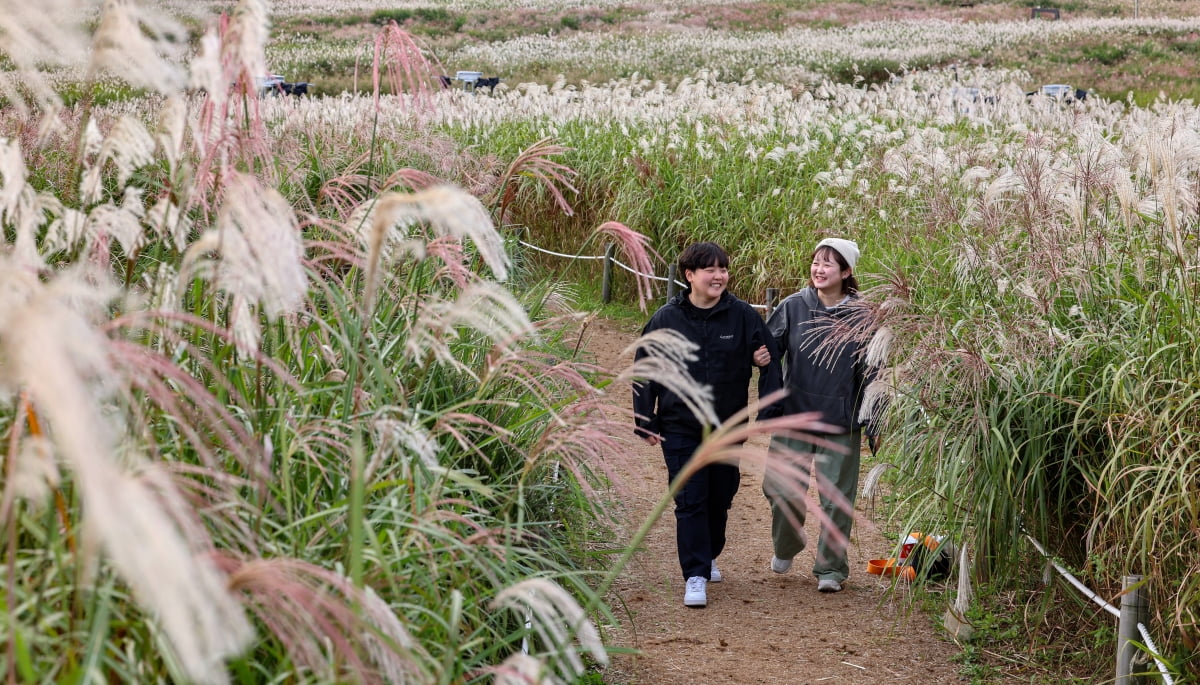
[766,287,871,434]
[633,290,783,438]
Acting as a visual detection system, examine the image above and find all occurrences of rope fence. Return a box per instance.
[1138,624,1176,685]
[517,240,608,261]
[517,239,775,311]
[1024,531,1173,683]
[1025,534,1119,619]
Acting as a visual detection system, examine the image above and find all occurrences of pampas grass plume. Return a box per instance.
[365,185,510,311]
[224,0,270,86]
[491,578,607,681]
[490,652,551,685]
[864,325,894,368]
[90,0,188,94]
[621,328,720,429]
[0,264,252,683]
[0,0,90,113]
[7,434,59,508]
[405,281,536,370]
[184,172,307,320]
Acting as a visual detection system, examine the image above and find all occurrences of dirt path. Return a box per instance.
[580,316,965,684]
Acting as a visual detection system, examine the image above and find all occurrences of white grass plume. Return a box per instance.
[182,172,308,320]
[146,195,193,253]
[491,578,607,682]
[225,0,270,87]
[6,434,59,508]
[359,584,423,684]
[86,186,147,257]
[0,138,47,271]
[857,377,893,428]
[0,138,29,225]
[365,184,510,310]
[0,263,253,683]
[189,27,226,106]
[864,325,894,368]
[620,328,719,429]
[155,95,189,171]
[371,410,440,478]
[90,0,188,95]
[954,543,973,615]
[230,295,260,357]
[0,0,90,114]
[102,115,158,189]
[860,462,893,500]
[78,115,157,205]
[42,206,88,259]
[490,653,551,685]
[404,281,536,372]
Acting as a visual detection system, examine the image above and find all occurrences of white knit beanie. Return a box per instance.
[815,237,860,271]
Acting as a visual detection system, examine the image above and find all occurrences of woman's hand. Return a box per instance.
[753,345,771,367]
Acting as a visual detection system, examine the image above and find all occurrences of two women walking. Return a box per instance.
[633,238,873,607]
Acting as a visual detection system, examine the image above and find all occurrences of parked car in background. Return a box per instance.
[252,74,310,96]
[1027,83,1088,101]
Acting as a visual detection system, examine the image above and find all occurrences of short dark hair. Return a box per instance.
[809,245,859,294]
[678,242,729,274]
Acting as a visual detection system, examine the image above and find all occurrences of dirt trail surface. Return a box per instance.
[580,316,965,685]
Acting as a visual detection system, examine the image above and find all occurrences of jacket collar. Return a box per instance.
[673,289,733,314]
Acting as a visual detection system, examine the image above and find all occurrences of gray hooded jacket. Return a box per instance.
[766,286,870,434]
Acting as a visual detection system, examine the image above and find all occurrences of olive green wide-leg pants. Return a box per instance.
[762,431,861,582]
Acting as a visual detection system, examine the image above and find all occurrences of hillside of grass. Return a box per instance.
[267,0,1200,104]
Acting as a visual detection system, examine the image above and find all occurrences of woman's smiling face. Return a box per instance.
[686,263,727,307]
[810,246,849,295]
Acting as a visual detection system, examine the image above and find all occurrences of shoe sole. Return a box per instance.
[684,599,707,607]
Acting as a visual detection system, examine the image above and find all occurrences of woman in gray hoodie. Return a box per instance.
[762,237,871,593]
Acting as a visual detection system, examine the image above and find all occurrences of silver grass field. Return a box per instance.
[0,0,1198,682]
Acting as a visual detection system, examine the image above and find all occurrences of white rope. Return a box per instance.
[1137,622,1175,684]
[517,240,607,260]
[1025,534,1120,618]
[517,239,774,307]
[610,256,672,282]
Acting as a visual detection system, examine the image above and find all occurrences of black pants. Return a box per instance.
[662,433,741,580]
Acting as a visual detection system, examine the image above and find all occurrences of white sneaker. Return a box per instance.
[770,529,807,575]
[710,560,723,583]
[818,578,843,593]
[683,576,707,607]
[770,556,793,574]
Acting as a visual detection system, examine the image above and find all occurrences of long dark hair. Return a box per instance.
[808,245,858,295]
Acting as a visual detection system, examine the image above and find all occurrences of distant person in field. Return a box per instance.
[762,237,874,594]
[632,241,783,609]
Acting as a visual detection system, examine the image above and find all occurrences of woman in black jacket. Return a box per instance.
[763,237,871,594]
[632,242,782,608]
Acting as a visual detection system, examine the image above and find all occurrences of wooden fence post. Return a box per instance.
[766,288,779,317]
[666,264,679,301]
[601,243,616,304]
[1116,575,1148,685]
